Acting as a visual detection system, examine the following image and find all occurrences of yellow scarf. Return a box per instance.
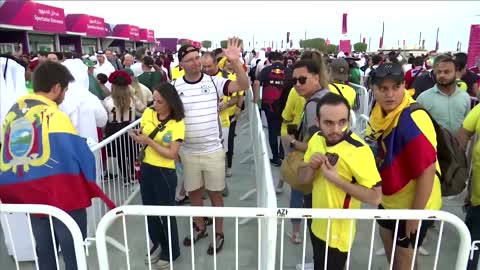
[368,91,415,140]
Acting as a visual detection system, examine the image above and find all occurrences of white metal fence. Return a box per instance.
[0,204,88,270]
[87,119,142,238]
[94,205,473,270]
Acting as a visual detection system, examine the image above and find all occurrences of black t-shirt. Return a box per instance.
[461,70,480,96]
[412,70,436,99]
[259,62,293,113]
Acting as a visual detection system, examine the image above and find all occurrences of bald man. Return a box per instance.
[123,53,134,68]
[201,52,221,76]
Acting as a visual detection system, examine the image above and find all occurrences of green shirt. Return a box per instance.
[26,80,33,94]
[349,67,361,85]
[88,73,107,100]
[416,85,471,134]
[137,71,162,91]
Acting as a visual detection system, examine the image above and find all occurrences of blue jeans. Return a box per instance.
[140,163,180,261]
[466,205,480,270]
[261,105,282,161]
[290,188,305,224]
[31,208,87,270]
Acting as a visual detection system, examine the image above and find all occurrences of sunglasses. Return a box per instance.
[292,76,308,85]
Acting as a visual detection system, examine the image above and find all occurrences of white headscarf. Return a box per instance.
[59,58,107,142]
[0,57,28,136]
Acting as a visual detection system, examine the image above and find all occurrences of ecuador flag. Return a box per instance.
[0,94,115,211]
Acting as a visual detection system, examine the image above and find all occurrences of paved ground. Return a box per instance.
[0,114,470,270]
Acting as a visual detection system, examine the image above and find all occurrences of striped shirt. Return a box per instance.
[173,73,231,155]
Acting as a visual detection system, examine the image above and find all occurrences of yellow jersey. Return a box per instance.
[304,131,381,252]
[141,108,185,169]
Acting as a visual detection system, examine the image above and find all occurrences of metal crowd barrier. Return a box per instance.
[94,206,472,270]
[0,204,88,270]
[86,119,142,250]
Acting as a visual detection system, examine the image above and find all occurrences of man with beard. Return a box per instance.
[417,54,470,134]
[298,92,382,270]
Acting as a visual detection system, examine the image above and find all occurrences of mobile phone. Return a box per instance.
[325,152,339,166]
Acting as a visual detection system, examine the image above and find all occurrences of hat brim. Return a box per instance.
[372,75,404,86]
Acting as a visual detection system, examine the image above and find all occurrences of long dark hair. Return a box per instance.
[153,82,185,121]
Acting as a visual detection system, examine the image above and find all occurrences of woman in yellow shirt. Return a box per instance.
[129,83,185,269]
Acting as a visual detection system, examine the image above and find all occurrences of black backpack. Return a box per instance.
[410,103,468,196]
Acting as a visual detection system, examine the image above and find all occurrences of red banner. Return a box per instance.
[66,14,105,37]
[339,39,351,54]
[379,36,384,49]
[467,24,480,68]
[33,2,66,33]
[140,29,155,42]
[0,0,33,28]
[104,23,112,36]
[112,24,140,41]
[342,13,348,35]
[0,1,66,33]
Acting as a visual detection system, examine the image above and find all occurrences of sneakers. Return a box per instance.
[175,195,190,205]
[144,244,161,264]
[223,184,229,197]
[207,233,225,255]
[287,232,302,244]
[275,180,284,194]
[270,158,282,167]
[183,226,208,246]
[153,259,170,269]
[226,168,232,177]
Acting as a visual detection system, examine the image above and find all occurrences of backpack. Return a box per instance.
[409,103,469,196]
[262,65,287,113]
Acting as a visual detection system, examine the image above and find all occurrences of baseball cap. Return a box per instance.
[177,44,199,62]
[330,58,349,82]
[84,59,95,68]
[371,63,405,86]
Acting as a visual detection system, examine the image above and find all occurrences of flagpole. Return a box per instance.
[435,27,439,51]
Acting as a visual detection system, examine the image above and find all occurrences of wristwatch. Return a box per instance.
[290,139,296,148]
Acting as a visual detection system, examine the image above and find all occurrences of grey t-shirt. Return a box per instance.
[300,89,329,142]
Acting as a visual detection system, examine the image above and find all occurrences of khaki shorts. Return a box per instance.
[180,150,226,192]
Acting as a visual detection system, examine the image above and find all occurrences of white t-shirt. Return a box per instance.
[173,74,231,155]
[102,95,143,123]
[131,62,143,77]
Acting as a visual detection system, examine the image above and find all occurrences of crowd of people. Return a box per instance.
[1,38,480,270]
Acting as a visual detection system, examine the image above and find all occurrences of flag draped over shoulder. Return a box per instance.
[0,95,115,211]
[368,92,437,196]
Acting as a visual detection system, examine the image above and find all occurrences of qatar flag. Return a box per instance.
[342,13,347,34]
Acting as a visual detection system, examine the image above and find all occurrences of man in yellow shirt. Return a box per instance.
[299,92,382,270]
[457,104,480,270]
[328,58,357,108]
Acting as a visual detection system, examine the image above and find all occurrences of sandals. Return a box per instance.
[207,233,225,255]
[287,232,302,244]
[183,226,208,246]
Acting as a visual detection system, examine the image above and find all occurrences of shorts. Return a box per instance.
[180,150,226,192]
[377,205,434,249]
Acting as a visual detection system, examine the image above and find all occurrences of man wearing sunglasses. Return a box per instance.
[368,63,441,270]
